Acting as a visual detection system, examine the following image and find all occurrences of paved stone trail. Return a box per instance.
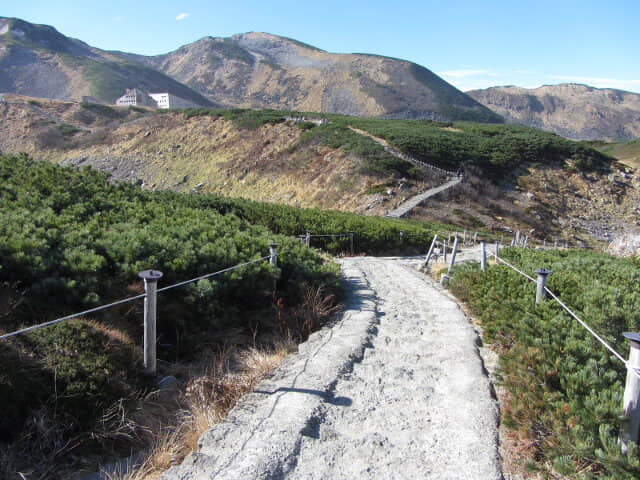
[385,177,462,218]
[160,256,501,480]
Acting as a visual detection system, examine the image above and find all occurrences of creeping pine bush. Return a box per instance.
[0,153,441,443]
[0,154,337,437]
[449,248,640,479]
[182,107,612,179]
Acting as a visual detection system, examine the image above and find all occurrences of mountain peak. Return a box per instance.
[0,17,500,123]
[0,17,91,56]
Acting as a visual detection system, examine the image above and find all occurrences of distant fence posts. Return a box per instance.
[305,230,311,247]
[621,332,640,453]
[269,242,280,290]
[448,236,459,275]
[139,269,163,374]
[423,234,438,269]
[399,230,404,244]
[480,240,487,272]
[534,268,552,305]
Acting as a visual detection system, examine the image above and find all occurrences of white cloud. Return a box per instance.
[438,69,490,78]
[549,75,640,91]
[176,13,190,21]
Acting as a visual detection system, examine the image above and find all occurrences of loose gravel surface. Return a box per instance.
[160,256,501,480]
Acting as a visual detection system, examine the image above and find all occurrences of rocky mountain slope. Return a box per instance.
[467,84,640,141]
[1,94,636,247]
[0,17,213,106]
[125,32,501,122]
[0,17,500,122]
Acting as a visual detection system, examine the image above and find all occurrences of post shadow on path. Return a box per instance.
[192,266,373,477]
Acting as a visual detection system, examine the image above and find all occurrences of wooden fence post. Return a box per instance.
[473,232,478,245]
[422,234,438,269]
[535,268,552,305]
[463,230,467,245]
[495,240,500,258]
[620,332,640,453]
[443,239,448,263]
[269,242,280,290]
[448,236,459,275]
[480,239,487,272]
[305,230,311,247]
[139,269,163,374]
[269,242,280,268]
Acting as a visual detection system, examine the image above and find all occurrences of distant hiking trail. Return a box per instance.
[349,127,462,218]
[384,177,462,217]
[160,254,501,480]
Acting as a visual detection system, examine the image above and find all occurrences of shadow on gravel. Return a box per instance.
[340,273,376,312]
[254,387,352,407]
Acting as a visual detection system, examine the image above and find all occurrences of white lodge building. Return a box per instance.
[148,92,199,109]
[115,88,157,107]
[115,89,201,109]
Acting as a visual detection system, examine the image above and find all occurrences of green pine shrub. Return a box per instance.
[449,248,640,478]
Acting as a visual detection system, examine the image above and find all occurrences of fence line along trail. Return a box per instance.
[160,256,501,480]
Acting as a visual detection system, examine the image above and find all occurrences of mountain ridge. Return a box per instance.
[468,83,640,141]
[0,18,501,123]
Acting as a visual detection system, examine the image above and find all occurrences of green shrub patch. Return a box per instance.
[449,248,640,478]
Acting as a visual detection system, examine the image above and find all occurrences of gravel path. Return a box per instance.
[160,256,501,480]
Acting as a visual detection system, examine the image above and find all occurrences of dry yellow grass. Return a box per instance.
[108,340,295,480]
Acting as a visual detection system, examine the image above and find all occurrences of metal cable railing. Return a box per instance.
[0,293,147,340]
[488,251,637,376]
[0,255,273,340]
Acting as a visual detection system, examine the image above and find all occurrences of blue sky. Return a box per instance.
[4,0,640,93]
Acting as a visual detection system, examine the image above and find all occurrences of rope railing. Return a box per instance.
[0,293,147,340]
[157,255,271,293]
[0,254,274,341]
[299,234,350,238]
[544,286,629,366]
[490,253,536,282]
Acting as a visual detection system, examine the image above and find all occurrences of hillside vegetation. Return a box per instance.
[155,106,614,178]
[450,248,640,479]
[590,138,640,170]
[2,96,636,246]
[0,153,449,477]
